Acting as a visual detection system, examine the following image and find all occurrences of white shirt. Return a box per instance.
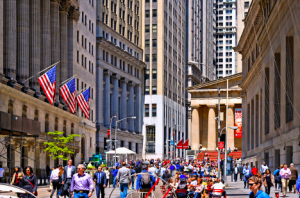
[234,167,238,174]
[67,166,72,178]
[191,180,197,186]
[0,168,4,177]
[149,167,157,176]
[211,182,225,196]
[50,168,60,180]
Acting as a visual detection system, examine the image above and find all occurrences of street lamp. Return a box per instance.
[221,126,238,186]
[114,116,136,166]
[188,61,221,178]
[109,115,116,151]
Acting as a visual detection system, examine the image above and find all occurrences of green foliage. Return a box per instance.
[44,131,81,160]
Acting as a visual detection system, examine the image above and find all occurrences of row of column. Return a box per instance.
[191,104,235,150]
[102,71,140,133]
[2,0,69,98]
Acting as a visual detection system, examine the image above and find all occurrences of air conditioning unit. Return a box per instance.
[186,150,196,156]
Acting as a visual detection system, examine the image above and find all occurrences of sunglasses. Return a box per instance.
[249,183,256,187]
[26,170,30,172]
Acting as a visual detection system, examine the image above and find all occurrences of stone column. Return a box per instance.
[120,78,128,130]
[41,0,51,71]
[3,0,17,79]
[29,0,41,91]
[135,84,142,133]
[112,74,120,128]
[0,0,3,75]
[191,107,200,150]
[96,66,104,127]
[50,1,60,100]
[207,105,216,150]
[59,10,68,97]
[104,71,112,127]
[128,82,135,132]
[227,104,235,149]
[16,0,29,84]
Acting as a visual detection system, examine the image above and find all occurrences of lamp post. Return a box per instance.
[221,126,238,186]
[109,115,116,151]
[188,61,221,178]
[114,116,136,166]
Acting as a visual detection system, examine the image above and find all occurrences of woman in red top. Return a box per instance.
[251,166,258,175]
[206,179,213,198]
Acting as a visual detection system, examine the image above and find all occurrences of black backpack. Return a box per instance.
[141,173,152,188]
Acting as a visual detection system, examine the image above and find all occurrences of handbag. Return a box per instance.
[28,180,38,196]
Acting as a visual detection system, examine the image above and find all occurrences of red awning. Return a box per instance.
[177,139,184,149]
[182,139,189,149]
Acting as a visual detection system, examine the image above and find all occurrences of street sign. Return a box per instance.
[218,141,224,150]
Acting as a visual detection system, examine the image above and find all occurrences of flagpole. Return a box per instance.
[59,73,78,86]
[22,61,60,83]
[77,84,93,94]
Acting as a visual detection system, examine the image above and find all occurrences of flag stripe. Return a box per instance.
[77,88,90,119]
[38,67,56,105]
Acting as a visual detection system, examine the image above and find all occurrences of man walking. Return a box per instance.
[280,163,291,197]
[70,164,94,198]
[116,162,131,198]
[136,164,156,198]
[62,159,76,198]
[260,162,268,174]
[238,164,244,181]
[233,164,238,182]
[129,166,136,190]
[289,163,298,193]
[50,165,62,198]
[111,166,118,188]
[93,166,106,198]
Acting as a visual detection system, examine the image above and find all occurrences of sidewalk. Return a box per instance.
[225,176,299,198]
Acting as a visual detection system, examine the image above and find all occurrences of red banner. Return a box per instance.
[235,108,242,138]
[182,139,189,149]
[177,139,184,149]
[218,141,224,150]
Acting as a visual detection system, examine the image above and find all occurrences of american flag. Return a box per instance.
[38,66,56,105]
[77,87,90,119]
[59,77,76,113]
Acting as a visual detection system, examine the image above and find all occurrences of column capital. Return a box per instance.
[104,69,112,76]
[129,81,135,87]
[112,73,121,80]
[121,77,128,83]
[68,6,80,21]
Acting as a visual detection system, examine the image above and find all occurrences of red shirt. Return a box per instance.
[251,167,257,175]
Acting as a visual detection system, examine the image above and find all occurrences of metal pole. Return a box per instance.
[114,122,117,167]
[224,79,229,186]
[34,137,37,174]
[110,118,112,152]
[9,132,11,182]
[20,134,23,169]
[217,76,221,178]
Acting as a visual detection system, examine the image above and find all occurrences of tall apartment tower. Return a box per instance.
[96,0,145,160]
[185,0,216,148]
[142,0,186,159]
[214,0,237,77]
[236,0,251,73]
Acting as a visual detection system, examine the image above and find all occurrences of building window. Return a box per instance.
[152,39,157,47]
[245,1,249,8]
[136,143,139,154]
[152,104,157,116]
[145,69,150,79]
[152,24,157,32]
[152,86,157,95]
[286,36,294,123]
[145,10,150,18]
[121,140,124,147]
[152,54,157,62]
[146,126,155,153]
[77,51,79,63]
[145,25,150,33]
[145,86,150,95]
[145,104,149,117]
[145,39,150,47]
[152,69,157,79]
[82,12,84,23]
[153,9,157,17]
[129,142,132,150]
[145,54,150,62]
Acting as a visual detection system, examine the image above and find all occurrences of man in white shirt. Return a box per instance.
[0,165,4,182]
[50,165,62,198]
[148,164,157,176]
[233,164,239,182]
[260,161,268,174]
[211,179,226,197]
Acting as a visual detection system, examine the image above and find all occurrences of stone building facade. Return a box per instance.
[187,74,242,151]
[96,0,144,161]
[141,0,186,159]
[0,0,96,179]
[235,0,300,170]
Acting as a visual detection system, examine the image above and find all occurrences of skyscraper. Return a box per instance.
[185,0,216,148]
[142,0,186,159]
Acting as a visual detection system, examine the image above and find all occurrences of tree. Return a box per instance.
[44,131,81,160]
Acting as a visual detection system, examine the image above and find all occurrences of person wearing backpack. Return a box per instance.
[176,178,188,198]
[136,164,156,198]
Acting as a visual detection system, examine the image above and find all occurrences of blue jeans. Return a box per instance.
[120,183,128,198]
[73,192,88,198]
[194,192,202,198]
[113,176,116,188]
[131,177,135,189]
[234,174,238,182]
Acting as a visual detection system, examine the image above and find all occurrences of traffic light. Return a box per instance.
[107,129,110,139]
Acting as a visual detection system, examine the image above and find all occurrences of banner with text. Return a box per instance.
[235,108,242,138]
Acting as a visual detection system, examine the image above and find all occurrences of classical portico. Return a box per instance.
[187,73,243,152]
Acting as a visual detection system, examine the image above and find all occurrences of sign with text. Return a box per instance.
[218,141,224,150]
[235,108,242,138]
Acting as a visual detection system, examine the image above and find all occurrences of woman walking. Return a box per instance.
[194,178,204,198]
[19,166,38,198]
[263,169,273,195]
[11,166,24,197]
[248,176,270,198]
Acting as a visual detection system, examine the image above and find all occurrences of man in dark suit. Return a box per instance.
[238,164,244,181]
[62,159,76,198]
[93,166,107,198]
